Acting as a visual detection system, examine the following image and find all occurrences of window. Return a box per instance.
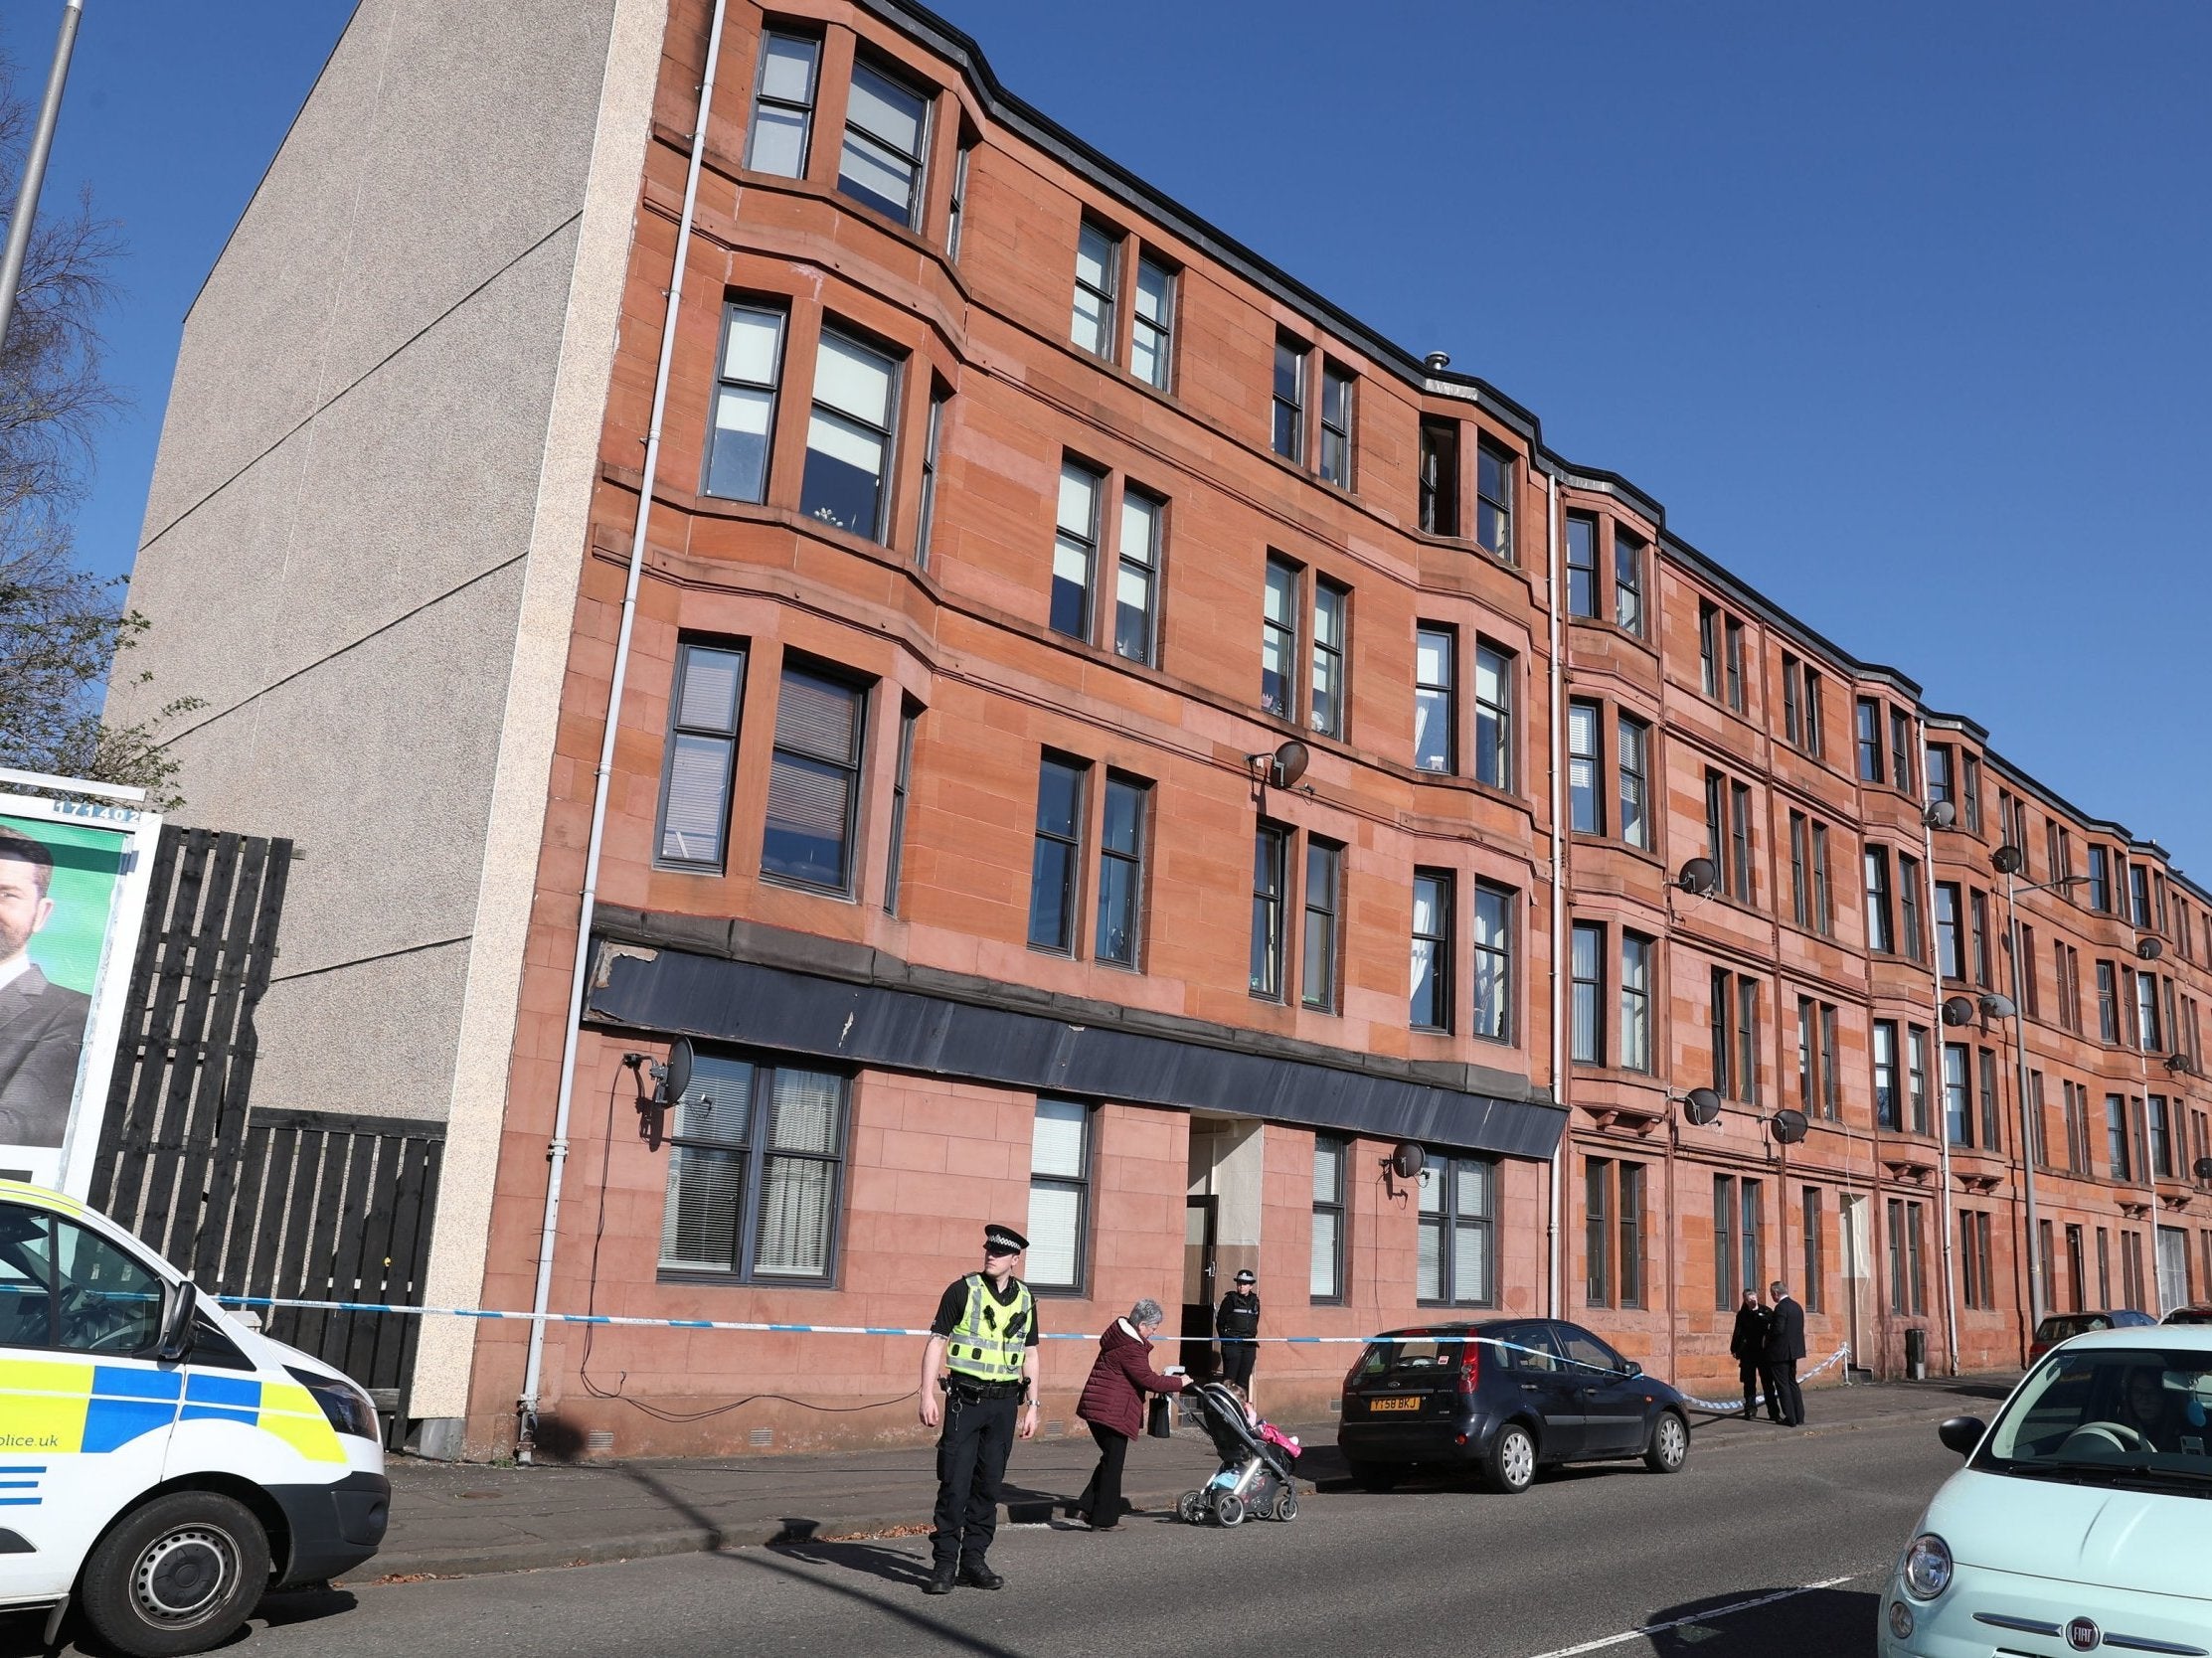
[1959,1210,1994,1310]
[1028,1099,1092,1292]
[2108,1092,2132,1180]
[838,59,931,227]
[1131,254,1175,390]
[945,137,971,260]
[745,32,819,177]
[1310,579,1349,739]
[1414,625,1455,773]
[2058,943,2083,1035]
[1909,1025,1933,1133]
[884,700,918,913]
[1566,514,1599,619]
[1586,1159,1645,1308]
[1978,1047,2000,1150]
[1700,602,1722,698]
[1096,772,1148,967]
[1704,770,1755,904]
[1725,616,1745,711]
[1251,825,1288,1000]
[1961,752,1981,833]
[1615,529,1645,635]
[1778,657,1822,755]
[1865,847,1894,954]
[915,386,946,566]
[1944,1042,1971,1146]
[1619,932,1653,1074]
[2063,1081,2091,1173]
[2148,1093,2173,1179]
[1899,854,1924,960]
[1071,221,1119,360]
[1568,702,1603,835]
[1886,1198,1927,1315]
[1935,882,1962,980]
[1318,362,1356,487]
[1272,337,1306,462]
[1475,441,1514,562]
[1418,1155,1496,1305]
[1419,417,1458,536]
[1472,883,1514,1043]
[1262,556,1299,719]
[704,302,785,502]
[1856,697,1884,783]
[1570,921,1605,1065]
[2089,846,2113,912]
[2129,863,2154,930]
[1873,1021,1901,1130]
[1311,1136,1347,1301]
[1889,708,1915,795]
[1712,969,1761,1102]
[1411,870,1453,1032]
[2137,970,2164,1051]
[801,326,900,540]
[1051,460,1102,640]
[660,1053,848,1282]
[1714,1175,1763,1310]
[763,664,866,893]
[1302,839,1342,1012]
[655,641,748,869]
[1927,743,1955,817]
[1969,889,1991,986]
[1801,666,1823,756]
[1028,754,1087,952]
[1474,640,1513,789]
[0,1207,164,1354]
[2097,961,2120,1045]
[1802,1188,1824,1312]
[1114,487,1163,665]
[1617,716,1651,849]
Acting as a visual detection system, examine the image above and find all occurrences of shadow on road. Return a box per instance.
[1640,1586,1878,1657]
[768,1535,935,1588]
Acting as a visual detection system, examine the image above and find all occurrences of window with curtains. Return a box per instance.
[1570,921,1605,1065]
[1031,751,1089,954]
[1418,1154,1496,1306]
[837,58,932,228]
[1262,555,1300,719]
[1944,1042,1971,1147]
[1620,932,1653,1074]
[1935,882,1963,980]
[1475,441,1515,563]
[1617,715,1651,848]
[1419,417,1458,537]
[1415,624,1454,773]
[1027,1099,1093,1293]
[704,302,785,503]
[1472,882,1514,1044]
[659,1052,848,1283]
[745,32,819,177]
[1474,639,1513,790]
[799,326,901,541]
[655,641,748,870]
[1311,1136,1347,1301]
[1569,702,1603,834]
[1411,870,1453,1032]
[762,663,867,893]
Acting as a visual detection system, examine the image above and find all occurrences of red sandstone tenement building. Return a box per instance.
[119,0,2212,1457]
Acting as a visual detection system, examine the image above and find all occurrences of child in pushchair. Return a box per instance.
[1175,1380,1299,1526]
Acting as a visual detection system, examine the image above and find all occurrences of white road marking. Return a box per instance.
[1519,1573,1865,1658]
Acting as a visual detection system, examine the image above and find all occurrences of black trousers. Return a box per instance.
[1762,1358,1803,1425]
[931,1390,1017,1568]
[1737,1361,1761,1416]
[1220,1338,1257,1392]
[1074,1422,1129,1527]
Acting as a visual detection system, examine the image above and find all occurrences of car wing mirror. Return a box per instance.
[1621,1361,1642,1379]
[1937,1414,1985,1458]
[156,1279,198,1364]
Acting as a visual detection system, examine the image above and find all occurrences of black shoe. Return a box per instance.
[957,1562,1004,1590]
[923,1564,957,1596]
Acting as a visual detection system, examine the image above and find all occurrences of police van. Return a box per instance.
[1,1178,389,1656]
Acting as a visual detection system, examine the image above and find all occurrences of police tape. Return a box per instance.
[217,1294,1819,1389]
[1672,1344,1853,1412]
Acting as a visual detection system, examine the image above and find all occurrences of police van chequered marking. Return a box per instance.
[0,1466,44,1507]
[0,1356,345,1462]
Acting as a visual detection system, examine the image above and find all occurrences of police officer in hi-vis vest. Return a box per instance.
[919,1223,1040,1595]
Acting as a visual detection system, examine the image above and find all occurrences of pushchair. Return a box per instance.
[1174,1381,1299,1526]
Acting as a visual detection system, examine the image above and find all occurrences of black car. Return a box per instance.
[1336,1318,1690,1494]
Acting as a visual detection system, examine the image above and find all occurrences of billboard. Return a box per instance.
[0,792,161,1195]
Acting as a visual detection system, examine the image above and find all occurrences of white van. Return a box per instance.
[1882,1323,2212,1654]
[1,1178,389,1657]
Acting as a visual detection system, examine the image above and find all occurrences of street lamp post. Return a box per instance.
[1993,846,2088,1333]
[0,0,85,353]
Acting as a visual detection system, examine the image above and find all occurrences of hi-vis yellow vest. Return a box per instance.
[946,1274,1033,1385]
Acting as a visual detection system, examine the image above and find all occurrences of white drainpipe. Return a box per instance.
[1546,469,1567,1316]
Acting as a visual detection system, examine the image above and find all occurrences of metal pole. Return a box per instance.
[2007,871,2044,1331]
[0,0,85,352]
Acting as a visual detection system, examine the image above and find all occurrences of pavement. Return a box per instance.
[366,1372,2019,1581]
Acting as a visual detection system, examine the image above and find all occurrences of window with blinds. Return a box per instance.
[658,1052,848,1283]
[762,664,867,893]
[1027,1099,1092,1292]
[655,642,749,870]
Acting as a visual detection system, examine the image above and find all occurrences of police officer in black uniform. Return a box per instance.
[919,1223,1040,1596]
[1215,1267,1261,1394]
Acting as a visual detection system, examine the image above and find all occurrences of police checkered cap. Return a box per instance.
[984,1224,1029,1253]
[1234,1270,1256,1283]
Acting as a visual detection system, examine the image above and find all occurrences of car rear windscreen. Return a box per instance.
[1350,1335,1465,1382]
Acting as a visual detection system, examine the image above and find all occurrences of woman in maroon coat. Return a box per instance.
[1072,1298,1189,1531]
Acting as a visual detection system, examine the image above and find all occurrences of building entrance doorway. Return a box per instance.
[1182,1196,1218,1378]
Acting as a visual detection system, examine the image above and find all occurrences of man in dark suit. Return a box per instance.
[1762,1278,1807,1426]
[0,828,94,1148]
[1728,1288,1770,1420]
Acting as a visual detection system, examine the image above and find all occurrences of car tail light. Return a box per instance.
[1456,1342,1481,1396]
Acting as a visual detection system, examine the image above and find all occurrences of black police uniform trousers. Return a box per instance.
[1219,1337,1257,1392]
[932,1383,1017,1569]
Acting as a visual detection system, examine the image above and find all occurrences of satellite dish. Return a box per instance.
[1269,741,1310,790]
[1682,1087,1722,1127]
[1676,858,1720,898]
[1941,996,1977,1027]
[2165,1052,2196,1077]
[2195,1156,2212,1183]
[1923,800,1957,830]
[1770,1108,1809,1146]
[1390,1142,1427,1180]
[2136,936,2165,962]
[1991,844,2025,876]
[636,1036,697,1152]
[1979,993,2016,1022]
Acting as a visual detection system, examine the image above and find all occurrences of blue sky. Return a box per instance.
[9,1,2209,875]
